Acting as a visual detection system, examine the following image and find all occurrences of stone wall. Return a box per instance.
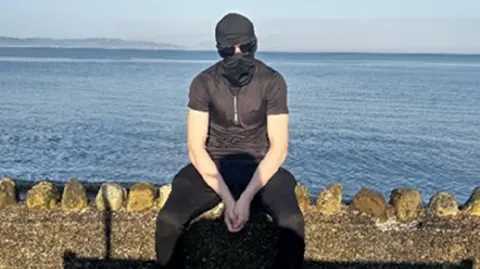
[0,177,479,269]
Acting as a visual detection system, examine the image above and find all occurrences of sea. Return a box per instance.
[0,47,479,204]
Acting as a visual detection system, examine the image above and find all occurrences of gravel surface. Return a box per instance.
[0,203,479,269]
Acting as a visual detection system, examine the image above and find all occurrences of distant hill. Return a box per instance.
[0,37,183,49]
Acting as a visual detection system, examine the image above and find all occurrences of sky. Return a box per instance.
[1,0,480,53]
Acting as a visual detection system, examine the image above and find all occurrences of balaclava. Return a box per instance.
[215,13,257,87]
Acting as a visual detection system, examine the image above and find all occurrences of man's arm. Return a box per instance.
[187,109,233,203]
[186,74,234,204]
[241,114,289,200]
[240,74,290,201]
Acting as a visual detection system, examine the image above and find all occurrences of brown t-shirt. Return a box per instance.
[187,59,289,161]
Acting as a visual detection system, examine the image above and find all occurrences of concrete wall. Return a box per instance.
[0,177,479,269]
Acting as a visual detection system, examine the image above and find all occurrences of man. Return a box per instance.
[155,12,305,269]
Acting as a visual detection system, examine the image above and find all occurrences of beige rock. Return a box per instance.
[474,257,480,269]
[463,187,480,216]
[351,188,388,221]
[61,178,88,212]
[26,181,60,210]
[95,183,127,211]
[389,188,423,222]
[157,183,172,210]
[295,184,310,214]
[473,260,480,269]
[201,202,225,219]
[427,191,459,217]
[126,182,156,212]
[0,177,16,209]
[315,183,342,216]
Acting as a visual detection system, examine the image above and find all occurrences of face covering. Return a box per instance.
[215,13,258,87]
[220,51,256,87]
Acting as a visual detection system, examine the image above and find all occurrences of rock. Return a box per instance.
[295,184,310,214]
[201,202,225,219]
[389,188,423,222]
[95,183,127,211]
[474,259,480,269]
[26,181,60,210]
[0,177,16,209]
[427,191,459,217]
[351,188,388,221]
[315,183,342,216]
[157,183,172,210]
[463,187,480,216]
[61,178,88,212]
[126,182,156,212]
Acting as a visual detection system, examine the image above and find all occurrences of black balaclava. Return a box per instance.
[215,13,257,87]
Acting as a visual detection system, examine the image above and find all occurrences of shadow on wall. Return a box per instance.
[62,252,474,269]
[61,196,474,269]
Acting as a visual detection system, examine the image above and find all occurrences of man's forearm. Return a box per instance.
[241,147,288,200]
[188,147,233,202]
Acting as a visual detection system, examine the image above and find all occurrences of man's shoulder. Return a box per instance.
[254,59,285,87]
[190,61,222,87]
[254,59,284,80]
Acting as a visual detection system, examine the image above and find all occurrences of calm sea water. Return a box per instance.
[0,47,479,203]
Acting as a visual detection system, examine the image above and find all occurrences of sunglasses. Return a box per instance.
[218,41,256,57]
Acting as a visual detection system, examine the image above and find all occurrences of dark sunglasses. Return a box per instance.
[218,41,255,57]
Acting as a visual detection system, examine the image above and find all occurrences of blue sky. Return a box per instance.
[1,0,479,52]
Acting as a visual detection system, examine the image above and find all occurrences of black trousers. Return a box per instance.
[155,160,305,269]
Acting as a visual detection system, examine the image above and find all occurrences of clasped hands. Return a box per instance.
[223,192,252,233]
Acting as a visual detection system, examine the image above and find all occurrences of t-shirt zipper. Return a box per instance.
[233,95,238,124]
[229,85,240,125]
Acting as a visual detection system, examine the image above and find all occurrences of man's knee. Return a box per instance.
[156,196,190,233]
[278,210,305,228]
[156,207,184,231]
[277,167,296,181]
[277,210,305,239]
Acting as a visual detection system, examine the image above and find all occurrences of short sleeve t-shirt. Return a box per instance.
[188,59,289,161]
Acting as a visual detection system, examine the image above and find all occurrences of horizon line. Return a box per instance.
[1,45,480,56]
[1,36,480,55]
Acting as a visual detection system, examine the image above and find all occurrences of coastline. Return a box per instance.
[1,45,480,57]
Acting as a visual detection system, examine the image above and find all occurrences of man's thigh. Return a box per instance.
[159,163,222,226]
[255,167,302,219]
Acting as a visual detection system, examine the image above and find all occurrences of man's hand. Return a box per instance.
[224,198,238,232]
[199,175,238,232]
[230,193,252,232]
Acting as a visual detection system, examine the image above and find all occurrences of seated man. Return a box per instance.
[155,12,305,269]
